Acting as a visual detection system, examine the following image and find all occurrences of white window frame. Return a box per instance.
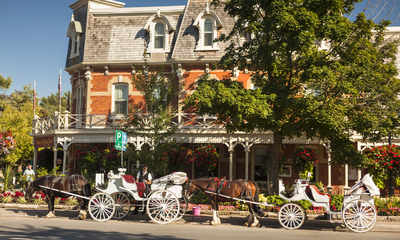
[144,15,174,53]
[76,86,83,115]
[67,20,82,59]
[193,10,223,51]
[112,84,129,118]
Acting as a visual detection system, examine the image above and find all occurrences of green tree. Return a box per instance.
[39,91,69,117]
[0,74,12,92]
[185,0,400,194]
[1,86,35,170]
[120,58,180,177]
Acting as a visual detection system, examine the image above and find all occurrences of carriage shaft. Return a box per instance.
[39,185,91,200]
[204,190,273,207]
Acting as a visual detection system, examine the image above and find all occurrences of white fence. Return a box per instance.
[31,112,221,135]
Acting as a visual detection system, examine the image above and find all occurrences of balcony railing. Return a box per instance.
[31,112,222,135]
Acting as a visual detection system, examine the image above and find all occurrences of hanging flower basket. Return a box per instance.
[293,146,318,179]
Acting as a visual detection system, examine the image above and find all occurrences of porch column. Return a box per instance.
[324,142,333,194]
[62,149,68,175]
[53,147,58,169]
[244,147,250,180]
[33,148,38,171]
[229,149,234,181]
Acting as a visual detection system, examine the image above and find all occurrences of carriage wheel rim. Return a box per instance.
[147,190,180,224]
[112,193,130,219]
[89,193,115,222]
[279,203,305,230]
[342,199,376,233]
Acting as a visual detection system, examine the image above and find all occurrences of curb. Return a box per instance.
[1,203,400,222]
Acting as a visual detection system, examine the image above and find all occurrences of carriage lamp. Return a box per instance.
[0,106,3,118]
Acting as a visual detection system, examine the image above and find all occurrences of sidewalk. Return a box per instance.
[1,204,399,233]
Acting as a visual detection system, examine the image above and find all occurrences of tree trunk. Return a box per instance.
[266,131,282,195]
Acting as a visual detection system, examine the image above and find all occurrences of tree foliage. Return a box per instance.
[185,0,400,194]
[39,91,69,117]
[0,74,12,92]
[120,58,180,177]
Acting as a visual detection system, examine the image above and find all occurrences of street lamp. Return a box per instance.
[0,106,3,118]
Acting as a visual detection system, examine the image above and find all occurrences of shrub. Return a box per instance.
[330,194,344,210]
[0,192,13,203]
[65,197,78,206]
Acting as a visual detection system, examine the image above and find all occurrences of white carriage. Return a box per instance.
[277,173,380,233]
[90,168,188,224]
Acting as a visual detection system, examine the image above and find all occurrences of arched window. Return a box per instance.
[66,16,82,59]
[193,11,223,51]
[144,14,174,53]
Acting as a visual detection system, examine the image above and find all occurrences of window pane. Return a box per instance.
[155,36,164,49]
[155,22,165,35]
[204,19,212,32]
[115,85,128,100]
[115,101,127,115]
[204,33,212,46]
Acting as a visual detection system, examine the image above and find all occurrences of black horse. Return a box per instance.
[25,175,91,219]
[185,177,264,227]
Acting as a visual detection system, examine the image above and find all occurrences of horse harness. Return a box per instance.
[207,178,254,201]
[41,175,84,195]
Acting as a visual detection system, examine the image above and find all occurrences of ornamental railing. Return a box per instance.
[31,111,222,135]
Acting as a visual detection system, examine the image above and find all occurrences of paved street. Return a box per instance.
[0,208,399,240]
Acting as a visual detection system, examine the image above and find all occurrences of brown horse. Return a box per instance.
[25,175,91,219]
[185,177,263,227]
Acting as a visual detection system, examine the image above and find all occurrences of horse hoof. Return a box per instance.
[250,223,260,228]
[45,212,55,219]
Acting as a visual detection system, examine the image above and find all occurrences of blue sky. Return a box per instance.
[0,0,398,99]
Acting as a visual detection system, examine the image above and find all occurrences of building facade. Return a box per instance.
[31,0,400,195]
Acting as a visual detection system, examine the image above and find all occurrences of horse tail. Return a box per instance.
[252,181,264,217]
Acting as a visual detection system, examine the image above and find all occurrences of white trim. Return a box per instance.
[67,21,82,59]
[144,15,173,53]
[194,12,222,51]
[112,83,129,119]
[90,5,185,15]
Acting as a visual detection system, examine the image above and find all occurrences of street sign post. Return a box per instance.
[115,130,127,167]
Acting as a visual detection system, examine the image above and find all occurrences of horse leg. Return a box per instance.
[45,194,56,219]
[210,200,221,225]
[244,203,259,227]
[77,197,87,220]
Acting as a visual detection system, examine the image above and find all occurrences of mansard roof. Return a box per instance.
[66,0,237,69]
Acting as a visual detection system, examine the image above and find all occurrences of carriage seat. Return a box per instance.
[306,185,330,204]
[122,174,135,184]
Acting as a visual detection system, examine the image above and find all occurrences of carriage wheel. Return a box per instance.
[146,190,180,224]
[112,192,130,220]
[88,192,115,222]
[342,199,377,233]
[176,196,188,220]
[278,203,305,230]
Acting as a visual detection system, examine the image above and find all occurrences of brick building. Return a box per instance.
[31,0,400,195]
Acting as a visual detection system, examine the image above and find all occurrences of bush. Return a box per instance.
[330,194,344,211]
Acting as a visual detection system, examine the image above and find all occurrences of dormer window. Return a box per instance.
[154,22,165,49]
[144,12,175,53]
[66,14,82,59]
[193,7,223,51]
